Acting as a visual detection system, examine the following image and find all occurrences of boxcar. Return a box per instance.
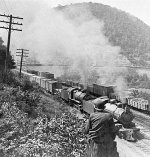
[41,79,51,89]
[35,76,45,86]
[31,75,38,82]
[61,88,69,101]
[21,71,35,82]
[87,85,94,95]
[46,81,62,94]
[29,75,37,82]
[39,72,54,79]
[27,70,39,75]
[93,84,114,97]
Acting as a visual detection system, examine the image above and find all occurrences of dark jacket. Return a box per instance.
[85,111,117,144]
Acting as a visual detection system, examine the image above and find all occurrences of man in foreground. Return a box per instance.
[85,98,119,157]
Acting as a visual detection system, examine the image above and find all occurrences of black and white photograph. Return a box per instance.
[0,0,150,156]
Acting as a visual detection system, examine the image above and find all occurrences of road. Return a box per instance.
[117,136,149,157]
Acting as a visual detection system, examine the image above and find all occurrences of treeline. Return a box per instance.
[0,37,16,82]
[58,2,150,66]
[90,3,150,66]
[125,69,150,89]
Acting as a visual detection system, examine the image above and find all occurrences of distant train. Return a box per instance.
[11,69,150,112]
[11,69,141,141]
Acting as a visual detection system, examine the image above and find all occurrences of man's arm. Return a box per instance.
[108,116,118,140]
[84,118,91,134]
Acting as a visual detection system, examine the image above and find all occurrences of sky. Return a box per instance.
[0,0,150,54]
[0,0,150,26]
[38,0,150,26]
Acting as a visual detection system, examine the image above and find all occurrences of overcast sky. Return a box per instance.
[0,0,149,26]
[0,0,150,52]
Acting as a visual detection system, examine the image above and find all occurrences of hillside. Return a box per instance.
[57,2,150,66]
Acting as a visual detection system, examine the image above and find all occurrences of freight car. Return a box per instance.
[86,84,117,100]
[46,80,62,94]
[60,88,70,101]
[39,72,54,79]
[87,84,150,114]
[11,69,150,113]
[11,69,140,141]
[19,70,36,82]
[93,84,115,97]
[127,97,149,112]
[27,70,39,75]
[125,88,150,113]
[61,80,84,89]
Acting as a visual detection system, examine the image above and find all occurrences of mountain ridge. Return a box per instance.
[56,2,150,66]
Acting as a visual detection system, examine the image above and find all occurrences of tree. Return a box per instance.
[0,37,16,71]
[0,37,16,82]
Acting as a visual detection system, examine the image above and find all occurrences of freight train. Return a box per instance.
[11,69,142,141]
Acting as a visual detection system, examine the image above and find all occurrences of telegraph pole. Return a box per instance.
[16,49,29,78]
[0,14,23,73]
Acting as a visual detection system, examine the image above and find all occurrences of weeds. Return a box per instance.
[0,83,88,157]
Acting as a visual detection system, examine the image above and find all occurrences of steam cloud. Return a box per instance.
[1,1,129,95]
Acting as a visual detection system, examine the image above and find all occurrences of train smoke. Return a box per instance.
[0,1,129,94]
[114,76,128,103]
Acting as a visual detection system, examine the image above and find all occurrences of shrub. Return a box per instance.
[21,79,32,91]
[0,91,87,157]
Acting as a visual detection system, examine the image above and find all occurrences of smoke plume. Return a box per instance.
[0,1,129,93]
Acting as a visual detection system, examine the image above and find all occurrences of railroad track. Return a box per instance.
[128,109,150,156]
[132,109,150,138]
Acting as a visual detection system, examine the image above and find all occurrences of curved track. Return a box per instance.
[132,110,150,139]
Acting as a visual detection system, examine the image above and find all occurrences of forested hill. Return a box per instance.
[57,3,150,66]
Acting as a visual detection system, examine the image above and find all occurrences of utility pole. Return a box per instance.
[16,49,29,78]
[0,14,23,73]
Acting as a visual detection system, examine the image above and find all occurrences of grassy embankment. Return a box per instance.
[0,71,87,157]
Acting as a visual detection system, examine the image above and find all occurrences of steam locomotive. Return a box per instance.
[11,69,140,141]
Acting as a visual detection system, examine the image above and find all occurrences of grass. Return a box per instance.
[0,81,88,157]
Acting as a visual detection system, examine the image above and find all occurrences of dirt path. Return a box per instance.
[117,137,149,157]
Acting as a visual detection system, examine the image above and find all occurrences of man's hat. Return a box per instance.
[93,97,109,111]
